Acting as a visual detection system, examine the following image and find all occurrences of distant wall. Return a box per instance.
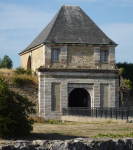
[20,44,44,71]
[21,52,31,69]
[32,45,44,71]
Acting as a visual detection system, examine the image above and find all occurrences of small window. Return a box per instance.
[52,49,59,61]
[101,50,107,62]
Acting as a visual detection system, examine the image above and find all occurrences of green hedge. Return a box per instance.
[0,76,36,138]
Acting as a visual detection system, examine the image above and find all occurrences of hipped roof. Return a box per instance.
[19,5,117,54]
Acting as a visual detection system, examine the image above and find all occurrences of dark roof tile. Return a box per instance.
[19,5,117,54]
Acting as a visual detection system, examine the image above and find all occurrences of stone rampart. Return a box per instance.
[1,138,133,150]
[9,85,38,117]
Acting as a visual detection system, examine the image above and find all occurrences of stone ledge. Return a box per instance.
[0,138,133,150]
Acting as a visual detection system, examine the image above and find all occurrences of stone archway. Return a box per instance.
[27,56,31,69]
[68,88,91,107]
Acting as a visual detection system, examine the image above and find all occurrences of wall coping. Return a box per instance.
[37,67,119,73]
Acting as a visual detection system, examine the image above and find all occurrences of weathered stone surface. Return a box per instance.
[1,138,133,150]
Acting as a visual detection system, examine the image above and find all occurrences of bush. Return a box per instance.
[12,76,32,86]
[117,62,133,84]
[49,120,53,124]
[25,67,32,75]
[125,79,133,89]
[14,67,25,75]
[119,68,125,75]
[33,117,46,123]
[0,76,36,138]
[14,67,32,76]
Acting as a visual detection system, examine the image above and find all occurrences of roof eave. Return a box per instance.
[19,41,118,55]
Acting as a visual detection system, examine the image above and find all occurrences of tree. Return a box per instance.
[0,76,36,138]
[2,55,13,69]
[0,58,2,68]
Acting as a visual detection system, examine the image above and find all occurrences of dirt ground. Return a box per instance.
[31,121,133,140]
[0,120,131,141]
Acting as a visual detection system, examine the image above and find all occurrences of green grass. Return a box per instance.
[93,132,133,138]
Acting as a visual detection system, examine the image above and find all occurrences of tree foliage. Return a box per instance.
[0,76,36,138]
[117,62,133,89]
[0,55,13,69]
[117,62,133,83]
[0,58,2,68]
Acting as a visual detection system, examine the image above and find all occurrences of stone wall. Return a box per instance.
[38,70,119,119]
[20,45,44,71]
[1,138,133,150]
[20,44,116,71]
[109,47,115,67]
[32,45,43,71]
[9,85,38,117]
[67,45,94,67]
[94,47,100,66]
[21,52,31,69]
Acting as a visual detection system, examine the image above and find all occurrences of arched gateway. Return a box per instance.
[68,88,91,107]
[27,56,31,69]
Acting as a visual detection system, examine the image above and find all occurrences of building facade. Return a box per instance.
[19,5,119,119]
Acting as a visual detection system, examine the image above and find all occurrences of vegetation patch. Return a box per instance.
[0,68,38,87]
[0,76,36,138]
[93,132,133,138]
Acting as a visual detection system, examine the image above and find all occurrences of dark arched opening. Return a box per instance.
[68,88,91,107]
[27,56,31,69]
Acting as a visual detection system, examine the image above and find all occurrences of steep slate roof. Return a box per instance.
[19,5,117,54]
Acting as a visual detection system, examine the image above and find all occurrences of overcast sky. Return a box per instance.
[0,0,133,68]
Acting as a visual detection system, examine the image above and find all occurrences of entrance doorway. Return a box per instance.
[27,56,31,69]
[68,88,91,107]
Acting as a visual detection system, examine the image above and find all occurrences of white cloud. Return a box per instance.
[0,2,57,67]
[57,0,133,6]
[100,23,133,62]
[0,2,56,30]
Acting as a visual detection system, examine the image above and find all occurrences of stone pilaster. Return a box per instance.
[60,46,67,66]
[44,78,52,118]
[115,79,119,107]
[45,45,51,66]
[61,82,68,109]
[38,72,45,117]
[109,47,115,67]
[94,47,100,66]
[109,82,116,107]
[93,82,100,107]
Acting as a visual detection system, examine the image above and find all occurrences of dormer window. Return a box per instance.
[52,49,59,61]
[101,50,107,62]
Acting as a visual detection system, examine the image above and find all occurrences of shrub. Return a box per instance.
[25,67,32,75]
[119,68,125,75]
[12,76,32,86]
[125,79,133,89]
[14,67,25,75]
[33,117,46,123]
[0,76,36,138]
[34,71,36,76]
[14,67,32,76]
[49,120,53,124]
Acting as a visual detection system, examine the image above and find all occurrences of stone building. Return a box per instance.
[19,5,119,119]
